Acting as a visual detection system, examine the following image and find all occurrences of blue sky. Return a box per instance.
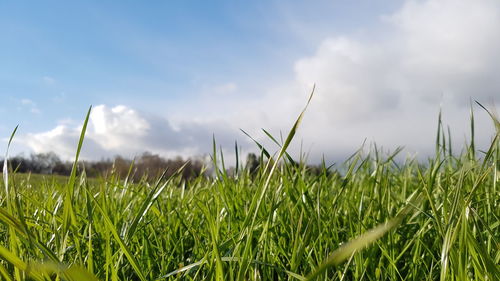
[1,0,499,162]
[1,1,369,129]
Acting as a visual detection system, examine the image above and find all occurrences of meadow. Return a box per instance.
[0,102,498,281]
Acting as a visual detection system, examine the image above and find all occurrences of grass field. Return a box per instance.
[0,104,499,281]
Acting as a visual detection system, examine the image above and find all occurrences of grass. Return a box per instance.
[0,100,498,280]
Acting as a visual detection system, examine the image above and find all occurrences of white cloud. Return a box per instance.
[283,0,500,160]
[297,0,500,111]
[386,0,500,103]
[19,104,245,161]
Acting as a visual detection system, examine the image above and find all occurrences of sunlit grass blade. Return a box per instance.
[240,129,271,160]
[475,100,500,133]
[470,100,476,160]
[2,126,23,281]
[236,86,314,280]
[63,106,92,230]
[258,85,315,212]
[156,258,207,280]
[3,125,18,197]
[261,128,296,165]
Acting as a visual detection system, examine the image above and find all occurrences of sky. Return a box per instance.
[1,0,499,164]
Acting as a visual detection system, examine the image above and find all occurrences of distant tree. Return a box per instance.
[245,153,260,174]
[30,152,61,174]
[112,156,132,178]
[53,160,72,175]
[6,152,61,174]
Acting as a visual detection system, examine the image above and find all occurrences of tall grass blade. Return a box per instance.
[60,106,91,261]
[3,125,18,197]
[240,129,271,160]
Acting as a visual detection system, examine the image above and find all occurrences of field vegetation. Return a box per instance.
[0,101,498,280]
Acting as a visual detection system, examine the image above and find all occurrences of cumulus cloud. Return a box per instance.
[297,0,500,113]
[20,104,245,161]
[285,0,500,160]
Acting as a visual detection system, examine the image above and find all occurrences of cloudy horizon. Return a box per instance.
[1,0,499,164]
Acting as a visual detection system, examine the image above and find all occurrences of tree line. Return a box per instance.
[1,151,330,182]
[2,152,205,181]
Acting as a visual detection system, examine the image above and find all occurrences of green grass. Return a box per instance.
[0,102,498,280]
